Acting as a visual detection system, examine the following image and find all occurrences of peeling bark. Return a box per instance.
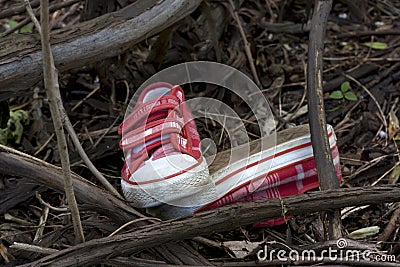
[0,0,202,100]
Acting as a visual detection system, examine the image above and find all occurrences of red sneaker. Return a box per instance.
[119,83,342,226]
[148,124,342,224]
[119,82,214,208]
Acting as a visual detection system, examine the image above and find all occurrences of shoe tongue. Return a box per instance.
[151,142,180,160]
[141,86,180,159]
[142,87,171,103]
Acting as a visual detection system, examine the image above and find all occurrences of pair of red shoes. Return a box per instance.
[119,83,342,226]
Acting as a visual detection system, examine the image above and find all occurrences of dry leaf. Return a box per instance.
[388,111,400,140]
[388,165,400,185]
[222,240,262,258]
[347,226,380,239]
[0,243,15,263]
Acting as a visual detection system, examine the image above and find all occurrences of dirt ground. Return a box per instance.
[0,0,400,265]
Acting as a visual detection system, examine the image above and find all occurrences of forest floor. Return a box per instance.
[0,0,400,266]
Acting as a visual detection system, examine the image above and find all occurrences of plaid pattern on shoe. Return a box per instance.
[196,124,342,227]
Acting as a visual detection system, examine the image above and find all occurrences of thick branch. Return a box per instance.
[23,185,400,266]
[307,0,337,192]
[0,144,211,265]
[0,0,40,19]
[307,0,341,239]
[0,144,142,224]
[0,0,202,100]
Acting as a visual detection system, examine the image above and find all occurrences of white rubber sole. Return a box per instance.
[121,156,214,208]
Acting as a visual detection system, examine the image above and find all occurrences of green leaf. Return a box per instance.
[330,90,344,99]
[344,91,358,101]
[7,20,18,28]
[340,81,350,92]
[8,110,29,144]
[20,23,33,33]
[0,110,29,145]
[364,42,388,50]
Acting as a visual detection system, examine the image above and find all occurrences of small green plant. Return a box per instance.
[330,81,358,101]
[6,20,34,34]
[0,109,29,145]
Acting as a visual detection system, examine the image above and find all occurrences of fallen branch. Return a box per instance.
[306,0,341,239]
[0,0,202,100]
[0,144,142,224]
[23,0,121,196]
[0,144,212,265]
[22,185,400,266]
[0,0,40,19]
[24,0,85,244]
[10,242,59,255]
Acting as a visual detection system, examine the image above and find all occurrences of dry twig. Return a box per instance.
[61,106,122,198]
[26,0,85,243]
[227,0,261,87]
[378,202,400,242]
[2,0,81,37]
[343,73,388,138]
[24,0,121,199]
[10,242,59,255]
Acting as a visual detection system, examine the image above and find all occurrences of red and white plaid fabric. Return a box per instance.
[119,82,202,185]
[119,83,211,208]
[197,142,342,227]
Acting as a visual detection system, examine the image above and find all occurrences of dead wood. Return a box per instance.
[0,178,46,214]
[0,0,202,100]
[0,144,213,265]
[22,185,400,266]
[260,21,310,34]
[323,63,379,93]
[306,0,341,239]
[0,144,142,224]
[378,203,400,242]
[0,0,40,19]
[38,0,85,243]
